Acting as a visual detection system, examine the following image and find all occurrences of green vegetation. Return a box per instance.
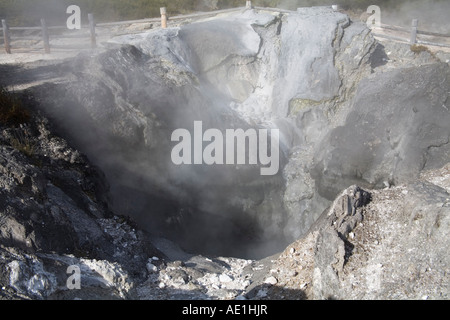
[0,87,30,126]
[410,44,431,54]
[10,128,36,157]
[0,86,36,157]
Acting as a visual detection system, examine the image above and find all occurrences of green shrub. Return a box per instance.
[410,44,431,54]
[10,128,37,157]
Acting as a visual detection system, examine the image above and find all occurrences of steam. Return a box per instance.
[30,21,290,260]
[1,0,73,26]
[381,0,450,33]
[276,0,450,33]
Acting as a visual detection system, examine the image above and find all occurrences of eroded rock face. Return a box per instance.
[312,62,450,200]
[2,7,449,261]
[0,115,159,299]
[0,117,112,257]
[24,7,382,257]
[260,166,450,300]
[2,5,450,301]
[313,180,450,300]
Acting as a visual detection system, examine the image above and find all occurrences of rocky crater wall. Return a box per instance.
[5,7,449,260]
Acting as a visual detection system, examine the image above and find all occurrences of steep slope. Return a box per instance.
[17,7,383,258]
[0,111,161,299]
[253,164,449,300]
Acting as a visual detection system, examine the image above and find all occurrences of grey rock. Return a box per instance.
[2,8,384,257]
[0,118,112,257]
[146,262,157,273]
[312,63,450,200]
[6,255,58,299]
[272,7,348,117]
[0,114,159,299]
[264,276,277,285]
[312,181,450,300]
[1,6,449,301]
[219,274,233,283]
[312,186,370,299]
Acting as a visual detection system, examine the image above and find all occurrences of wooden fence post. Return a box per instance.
[41,19,50,54]
[410,19,418,44]
[88,14,96,48]
[1,19,11,54]
[160,7,167,29]
[246,1,252,9]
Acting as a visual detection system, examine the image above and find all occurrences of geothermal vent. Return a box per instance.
[26,7,450,259]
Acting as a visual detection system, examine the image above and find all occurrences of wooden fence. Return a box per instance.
[371,20,450,49]
[2,2,450,55]
[0,1,293,55]
[0,5,249,54]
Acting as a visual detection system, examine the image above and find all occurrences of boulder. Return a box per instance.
[263,168,450,300]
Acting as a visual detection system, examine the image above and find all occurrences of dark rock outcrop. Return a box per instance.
[0,116,112,257]
[0,113,159,299]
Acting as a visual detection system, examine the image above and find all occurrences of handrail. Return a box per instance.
[2,3,450,55]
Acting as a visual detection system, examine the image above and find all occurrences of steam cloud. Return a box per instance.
[277,0,450,33]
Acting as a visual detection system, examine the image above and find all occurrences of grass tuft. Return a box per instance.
[0,87,31,127]
[10,128,37,157]
[410,44,431,55]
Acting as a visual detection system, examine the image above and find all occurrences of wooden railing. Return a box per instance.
[371,19,450,48]
[2,2,449,55]
[0,1,296,55]
[0,6,248,54]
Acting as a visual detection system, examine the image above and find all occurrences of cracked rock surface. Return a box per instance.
[17,7,385,254]
[259,167,450,300]
[1,6,449,300]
